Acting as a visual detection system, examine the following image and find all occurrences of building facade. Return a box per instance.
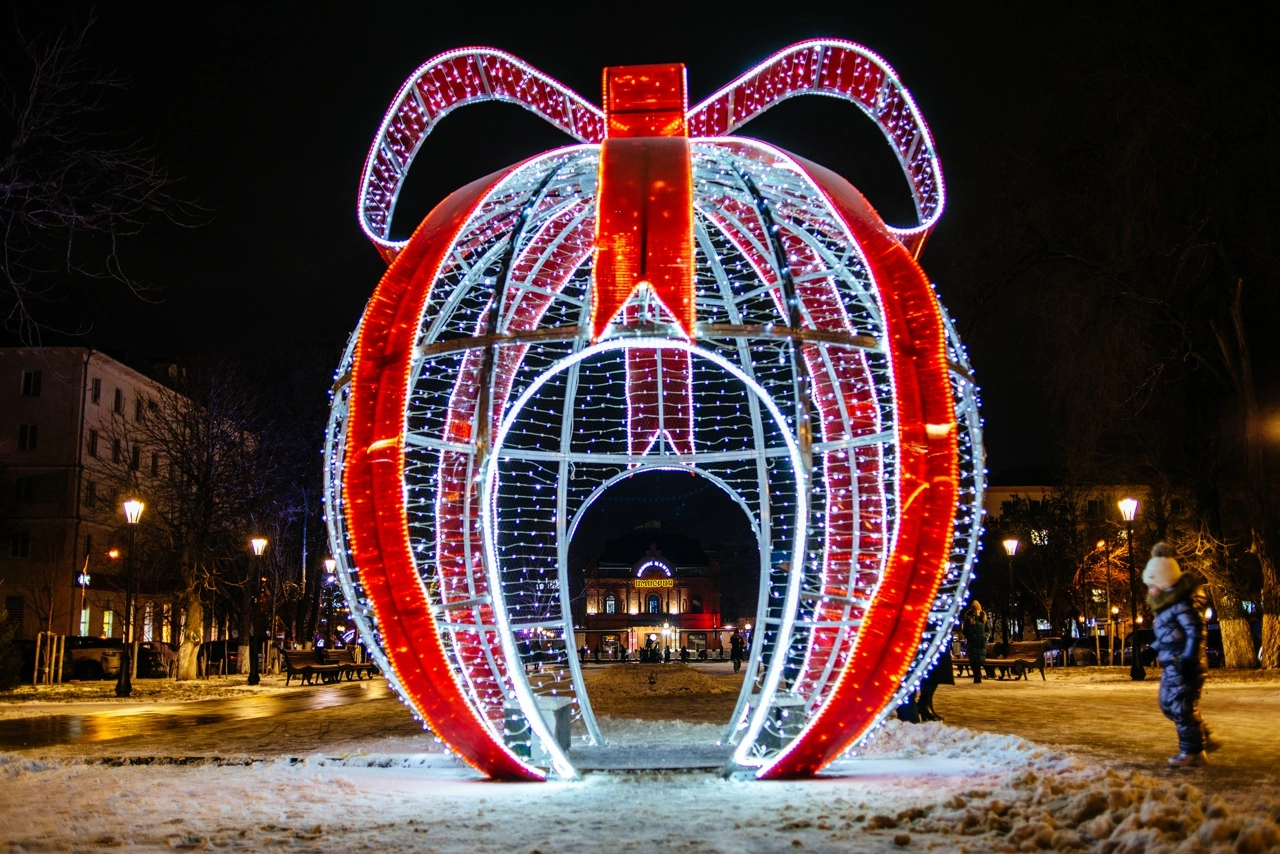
[577,522,725,657]
[0,348,178,642]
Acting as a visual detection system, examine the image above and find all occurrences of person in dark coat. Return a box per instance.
[1146,542,1217,767]
[918,647,954,720]
[730,632,745,673]
[962,601,989,683]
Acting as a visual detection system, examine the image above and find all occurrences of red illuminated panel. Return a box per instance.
[604,63,688,139]
[759,156,957,779]
[345,164,543,782]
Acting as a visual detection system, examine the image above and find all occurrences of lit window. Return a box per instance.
[102,610,115,638]
[80,606,90,636]
[647,594,660,614]
[605,594,617,614]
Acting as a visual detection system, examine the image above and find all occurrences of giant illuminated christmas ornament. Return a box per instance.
[324,40,984,782]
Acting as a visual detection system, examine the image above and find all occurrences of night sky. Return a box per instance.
[4,4,1273,510]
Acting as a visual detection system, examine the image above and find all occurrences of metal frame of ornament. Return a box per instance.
[325,40,985,783]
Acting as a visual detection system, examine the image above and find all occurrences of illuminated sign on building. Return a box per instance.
[634,578,675,588]
[634,559,672,578]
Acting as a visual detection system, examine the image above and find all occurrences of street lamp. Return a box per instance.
[1118,497,1145,681]
[115,498,144,698]
[324,557,337,649]
[247,537,268,686]
[1002,538,1019,644]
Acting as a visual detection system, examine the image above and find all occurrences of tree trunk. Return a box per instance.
[1211,585,1257,669]
[176,595,203,681]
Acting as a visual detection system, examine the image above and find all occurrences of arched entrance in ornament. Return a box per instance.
[480,339,808,768]
[565,467,761,729]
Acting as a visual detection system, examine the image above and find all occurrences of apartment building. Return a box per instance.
[1,348,177,641]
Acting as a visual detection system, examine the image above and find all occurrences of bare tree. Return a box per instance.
[92,357,278,680]
[975,10,1280,666]
[0,18,194,342]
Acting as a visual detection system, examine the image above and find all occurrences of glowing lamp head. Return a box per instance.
[1118,497,1139,522]
[107,549,120,560]
[1002,538,1019,557]
[122,498,144,525]
[250,537,268,557]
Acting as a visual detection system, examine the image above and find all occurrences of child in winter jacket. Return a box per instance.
[1144,542,1217,768]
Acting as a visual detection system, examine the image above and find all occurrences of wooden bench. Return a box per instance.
[281,649,343,686]
[955,640,1048,681]
[322,648,378,681]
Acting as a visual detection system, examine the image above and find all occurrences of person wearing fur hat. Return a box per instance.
[1145,542,1216,768]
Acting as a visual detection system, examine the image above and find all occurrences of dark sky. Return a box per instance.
[5,3,1268,490]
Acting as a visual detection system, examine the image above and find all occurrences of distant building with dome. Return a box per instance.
[576,520,724,657]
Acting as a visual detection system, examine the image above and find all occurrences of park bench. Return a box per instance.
[955,640,1049,681]
[322,648,379,681]
[281,649,343,686]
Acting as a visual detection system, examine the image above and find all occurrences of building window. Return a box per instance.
[88,429,99,458]
[80,606,90,636]
[605,594,617,615]
[150,452,160,476]
[112,438,122,463]
[102,610,115,638]
[10,531,31,558]
[114,388,123,414]
[134,397,143,422]
[17,424,38,451]
[21,370,41,396]
[687,632,707,652]
[91,377,101,404]
[84,533,93,556]
[85,480,97,508]
[130,445,141,470]
[14,476,35,504]
[647,594,661,615]
[4,597,23,626]
[690,593,703,614]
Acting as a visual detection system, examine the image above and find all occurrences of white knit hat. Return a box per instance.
[1142,556,1182,590]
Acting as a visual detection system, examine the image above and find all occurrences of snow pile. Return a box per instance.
[585,663,734,698]
[4,708,1280,851]
[846,721,1280,852]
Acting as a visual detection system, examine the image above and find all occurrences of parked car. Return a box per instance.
[64,636,123,680]
[198,640,240,675]
[1069,636,1120,666]
[1043,637,1073,667]
[1123,628,1223,668]
[137,641,177,678]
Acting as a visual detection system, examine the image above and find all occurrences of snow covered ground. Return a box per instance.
[2,668,1280,851]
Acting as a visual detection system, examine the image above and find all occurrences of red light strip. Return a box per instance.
[758,157,957,780]
[345,164,544,781]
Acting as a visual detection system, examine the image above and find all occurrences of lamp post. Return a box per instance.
[115,498,144,698]
[1119,497,1145,681]
[247,537,268,686]
[1002,538,1019,644]
[324,557,337,649]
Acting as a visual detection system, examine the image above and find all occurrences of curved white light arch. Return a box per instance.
[480,337,811,779]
